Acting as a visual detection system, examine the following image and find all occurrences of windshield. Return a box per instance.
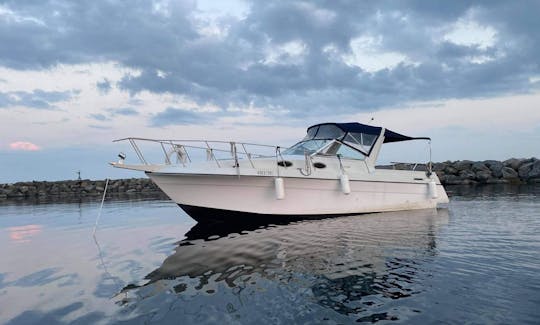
[283,139,332,155]
[291,124,380,159]
[283,139,367,160]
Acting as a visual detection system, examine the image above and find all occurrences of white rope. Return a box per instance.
[90,178,127,299]
[93,178,109,236]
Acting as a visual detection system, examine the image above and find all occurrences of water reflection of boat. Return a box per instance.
[112,123,449,222]
[116,209,449,318]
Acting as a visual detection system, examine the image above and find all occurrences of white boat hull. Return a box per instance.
[148,173,448,221]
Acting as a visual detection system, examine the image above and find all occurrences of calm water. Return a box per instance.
[1,185,539,324]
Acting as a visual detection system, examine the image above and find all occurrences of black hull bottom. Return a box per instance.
[178,204,362,224]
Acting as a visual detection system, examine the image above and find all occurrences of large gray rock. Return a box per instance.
[444,165,458,175]
[475,170,492,183]
[459,170,476,180]
[472,162,490,172]
[455,160,473,172]
[484,160,503,178]
[501,166,519,179]
[525,160,540,179]
[503,158,524,171]
[6,189,24,197]
[518,162,534,179]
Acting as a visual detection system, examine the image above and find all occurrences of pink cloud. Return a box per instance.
[9,141,41,151]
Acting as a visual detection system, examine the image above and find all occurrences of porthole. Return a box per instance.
[277,160,293,167]
[313,162,326,169]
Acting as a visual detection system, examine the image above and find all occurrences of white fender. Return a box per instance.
[275,177,285,200]
[340,174,351,195]
[428,179,438,199]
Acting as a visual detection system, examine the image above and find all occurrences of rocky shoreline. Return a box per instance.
[0,178,165,203]
[391,157,540,185]
[1,158,538,203]
[438,158,540,185]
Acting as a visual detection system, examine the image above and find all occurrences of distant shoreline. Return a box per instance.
[1,158,538,203]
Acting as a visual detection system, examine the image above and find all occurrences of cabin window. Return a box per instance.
[313,125,345,140]
[320,141,366,160]
[335,145,366,160]
[343,132,378,154]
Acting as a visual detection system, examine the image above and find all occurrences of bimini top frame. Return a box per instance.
[307,122,431,143]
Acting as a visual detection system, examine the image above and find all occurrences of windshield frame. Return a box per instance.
[282,138,371,160]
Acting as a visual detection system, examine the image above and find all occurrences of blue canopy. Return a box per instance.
[307,122,430,143]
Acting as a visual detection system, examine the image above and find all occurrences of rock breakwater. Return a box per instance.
[390,157,540,185]
[0,178,164,202]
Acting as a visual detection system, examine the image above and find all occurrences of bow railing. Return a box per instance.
[113,137,287,169]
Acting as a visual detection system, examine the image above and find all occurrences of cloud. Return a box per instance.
[0,1,539,119]
[107,107,138,116]
[96,78,112,94]
[9,141,40,151]
[128,98,144,106]
[150,107,213,127]
[88,124,112,130]
[0,89,78,109]
[88,113,109,121]
[87,107,138,124]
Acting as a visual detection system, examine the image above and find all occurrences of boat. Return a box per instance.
[110,122,449,222]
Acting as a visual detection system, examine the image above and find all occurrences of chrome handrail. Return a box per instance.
[114,137,287,168]
[113,137,281,148]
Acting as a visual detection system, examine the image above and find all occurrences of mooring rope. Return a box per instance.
[92,178,109,236]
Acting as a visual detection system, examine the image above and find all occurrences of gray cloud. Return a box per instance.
[150,107,215,127]
[88,113,108,121]
[96,78,112,94]
[88,124,112,130]
[107,107,138,116]
[128,98,144,106]
[1,1,539,122]
[88,107,138,123]
[0,89,78,109]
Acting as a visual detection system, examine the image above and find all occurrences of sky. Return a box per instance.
[1,0,539,183]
